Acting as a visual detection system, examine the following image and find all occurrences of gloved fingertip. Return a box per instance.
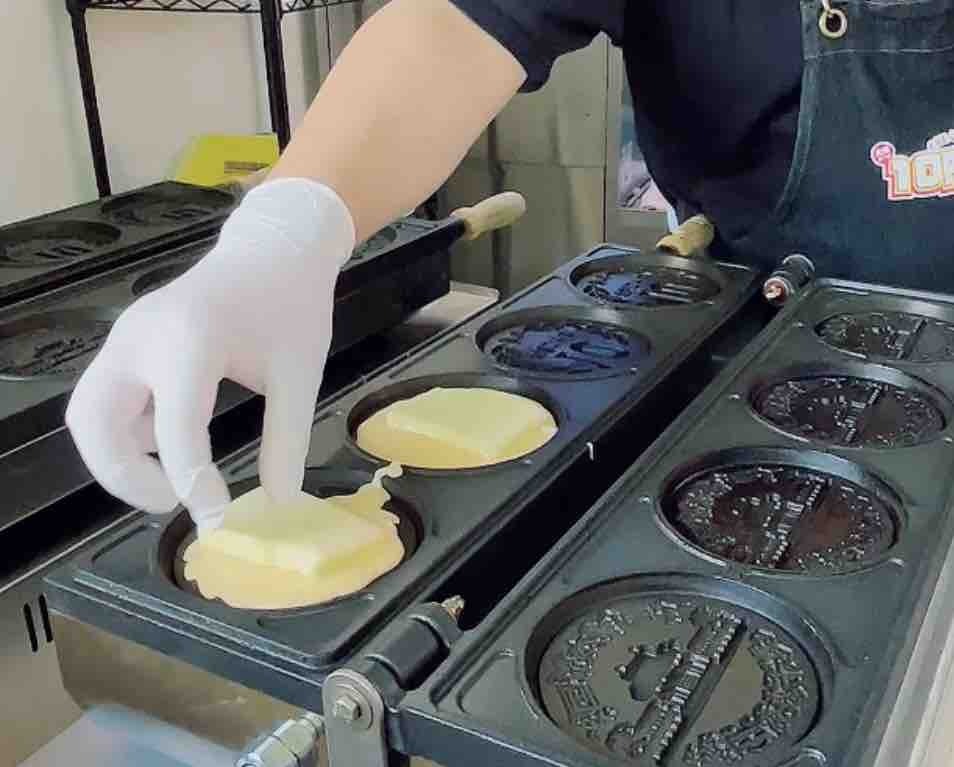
[102,462,179,514]
[193,505,227,537]
[259,458,304,507]
[180,464,231,521]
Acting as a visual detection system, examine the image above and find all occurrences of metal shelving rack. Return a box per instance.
[65,0,361,197]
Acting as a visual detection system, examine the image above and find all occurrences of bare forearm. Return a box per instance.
[270,0,525,242]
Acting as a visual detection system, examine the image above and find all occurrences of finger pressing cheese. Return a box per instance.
[183,465,404,609]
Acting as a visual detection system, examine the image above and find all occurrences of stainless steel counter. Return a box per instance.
[3,283,497,767]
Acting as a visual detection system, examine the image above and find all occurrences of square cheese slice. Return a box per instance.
[199,487,394,577]
[382,387,555,460]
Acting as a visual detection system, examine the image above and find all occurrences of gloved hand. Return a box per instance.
[66,178,356,533]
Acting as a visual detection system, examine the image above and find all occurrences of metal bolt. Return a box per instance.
[442,595,466,622]
[763,281,784,302]
[332,694,362,724]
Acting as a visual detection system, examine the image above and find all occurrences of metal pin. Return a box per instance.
[332,695,363,725]
[442,595,466,622]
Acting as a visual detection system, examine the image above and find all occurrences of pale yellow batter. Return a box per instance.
[355,387,558,469]
[183,464,404,609]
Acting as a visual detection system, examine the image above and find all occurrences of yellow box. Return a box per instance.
[173,133,279,188]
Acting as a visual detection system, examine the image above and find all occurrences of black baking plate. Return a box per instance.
[45,246,759,715]
[398,279,954,767]
[0,181,237,306]
[0,216,449,534]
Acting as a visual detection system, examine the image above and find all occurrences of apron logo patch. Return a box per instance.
[871,134,954,201]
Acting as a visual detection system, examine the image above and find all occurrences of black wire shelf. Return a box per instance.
[70,0,361,194]
[80,0,359,13]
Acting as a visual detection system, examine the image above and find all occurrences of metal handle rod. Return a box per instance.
[67,2,111,197]
[260,0,292,149]
[486,118,511,296]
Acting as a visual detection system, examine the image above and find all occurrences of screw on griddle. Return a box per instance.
[332,695,362,725]
[442,595,465,622]
[763,280,785,302]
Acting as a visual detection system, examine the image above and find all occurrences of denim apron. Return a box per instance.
[714,0,954,290]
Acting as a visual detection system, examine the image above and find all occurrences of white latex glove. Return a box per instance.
[66,178,356,533]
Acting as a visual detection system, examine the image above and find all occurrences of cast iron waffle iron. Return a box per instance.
[0,216,449,535]
[44,247,759,742]
[396,280,954,767]
[0,181,236,306]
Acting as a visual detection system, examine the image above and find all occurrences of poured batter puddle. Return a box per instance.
[817,311,954,363]
[170,466,421,611]
[752,374,946,448]
[355,386,558,470]
[131,261,193,296]
[537,588,820,766]
[664,463,899,574]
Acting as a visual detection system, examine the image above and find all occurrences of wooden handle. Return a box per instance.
[232,167,272,194]
[451,192,527,241]
[216,167,272,198]
[655,214,715,258]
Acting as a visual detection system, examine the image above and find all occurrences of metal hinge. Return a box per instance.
[322,596,465,767]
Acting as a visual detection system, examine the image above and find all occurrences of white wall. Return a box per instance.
[1,0,366,226]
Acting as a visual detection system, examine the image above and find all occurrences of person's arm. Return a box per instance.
[271,0,526,243]
[66,0,619,532]
[65,0,528,531]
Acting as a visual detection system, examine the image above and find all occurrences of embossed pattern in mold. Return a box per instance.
[0,221,121,267]
[576,266,720,308]
[817,312,954,363]
[352,225,398,260]
[666,465,898,574]
[0,319,111,378]
[753,375,945,448]
[131,261,193,296]
[538,596,819,766]
[102,188,232,227]
[482,319,652,377]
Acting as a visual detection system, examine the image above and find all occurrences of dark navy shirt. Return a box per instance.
[449,1,803,241]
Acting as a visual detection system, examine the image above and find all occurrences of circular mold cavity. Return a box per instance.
[0,221,121,268]
[477,307,652,379]
[131,260,194,296]
[817,311,954,363]
[162,467,422,610]
[531,575,823,767]
[351,225,398,260]
[346,373,563,471]
[102,187,233,227]
[0,308,118,380]
[570,253,721,308]
[750,365,950,449]
[661,448,901,575]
